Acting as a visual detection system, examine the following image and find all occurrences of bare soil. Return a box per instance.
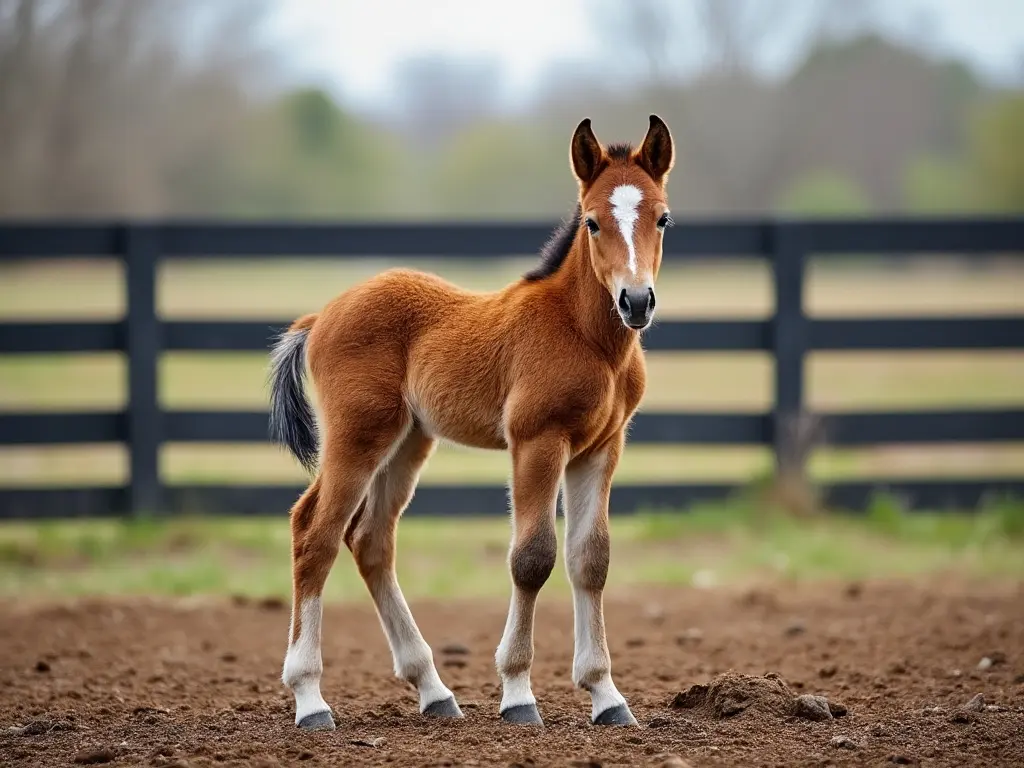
[2,580,1023,767]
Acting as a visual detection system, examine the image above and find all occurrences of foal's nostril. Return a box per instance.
[648,288,656,310]
[618,288,631,316]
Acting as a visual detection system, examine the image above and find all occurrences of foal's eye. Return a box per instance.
[585,217,600,235]
[657,212,674,230]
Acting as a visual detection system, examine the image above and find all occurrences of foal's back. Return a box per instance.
[305,266,531,450]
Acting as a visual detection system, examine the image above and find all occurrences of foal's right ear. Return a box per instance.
[570,118,607,187]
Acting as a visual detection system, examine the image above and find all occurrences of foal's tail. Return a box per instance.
[269,314,319,475]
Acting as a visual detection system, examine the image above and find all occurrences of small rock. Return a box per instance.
[440,642,470,656]
[888,661,908,675]
[646,716,671,728]
[220,652,237,663]
[963,693,986,712]
[793,694,833,722]
[784,621,806,637]
[887,755,913,765]
[350,737,385,748]
[828,699,848,717]
[1014,673,1024,684]
[34,660,50,673]
[977,657,994,671]
[922,706,946,716]
[830,735,858,750]
[651,755,692,768]
[626,637,645,648]
[442,658,467,669]
[818,664,838,679]
[74,748,117,765]
[844,582,863,599]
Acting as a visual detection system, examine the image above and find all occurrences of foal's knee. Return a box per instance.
[510,524,557,592]
[566,526,610,592]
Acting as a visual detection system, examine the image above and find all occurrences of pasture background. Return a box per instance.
[1,0,1023,603]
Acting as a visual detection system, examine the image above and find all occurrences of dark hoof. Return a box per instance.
[501,703,544,725]
[423,696,464,718]
[593,703,638,726]
[297,710,336,731]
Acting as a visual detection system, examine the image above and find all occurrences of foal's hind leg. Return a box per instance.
[345,426,462,717]
[562,438,637,726]
[495,432,566,725]
[282,413,407,730]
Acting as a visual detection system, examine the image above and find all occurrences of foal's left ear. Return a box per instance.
[635,114,675,185]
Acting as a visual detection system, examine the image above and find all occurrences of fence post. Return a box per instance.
[125,224,162,516]
[771,223,810,476]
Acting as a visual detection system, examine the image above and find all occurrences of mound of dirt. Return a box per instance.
[670,671,847,721]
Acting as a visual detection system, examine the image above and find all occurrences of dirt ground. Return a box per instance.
[1,579,1022,768]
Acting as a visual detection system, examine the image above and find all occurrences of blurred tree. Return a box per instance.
[902,154,975,213]
[778,169,871,216]
[968,95,1024,212]
[432,120,573,219]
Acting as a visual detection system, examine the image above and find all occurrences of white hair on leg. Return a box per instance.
[282,597,332,724]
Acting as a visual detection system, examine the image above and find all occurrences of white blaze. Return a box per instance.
[609,184,643,275]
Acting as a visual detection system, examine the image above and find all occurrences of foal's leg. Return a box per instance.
[282,416,406,730]
[495,432,566,725]
[346,426,462,717]
[562,439,637,726]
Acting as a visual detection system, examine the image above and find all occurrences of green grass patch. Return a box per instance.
[1,495,1021,601]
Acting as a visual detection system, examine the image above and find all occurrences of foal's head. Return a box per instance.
[571,115,675,331]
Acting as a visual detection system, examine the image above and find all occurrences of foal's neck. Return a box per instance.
[555,233,638,364]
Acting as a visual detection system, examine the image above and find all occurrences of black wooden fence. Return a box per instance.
[1,218,1023,519]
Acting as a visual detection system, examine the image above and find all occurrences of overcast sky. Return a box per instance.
[274,0,1024,108]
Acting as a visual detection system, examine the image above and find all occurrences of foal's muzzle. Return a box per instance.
[617,287,656,330]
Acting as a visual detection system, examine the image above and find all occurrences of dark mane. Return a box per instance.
[606,142,633,161]
[523,203,582,282]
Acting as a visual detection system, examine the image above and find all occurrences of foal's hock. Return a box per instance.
[269,115,675,731]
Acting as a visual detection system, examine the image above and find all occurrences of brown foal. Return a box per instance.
[269,114,675,730]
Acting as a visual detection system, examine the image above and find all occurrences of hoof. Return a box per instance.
[423,696,464,718]
[297,710,336,731]
[593,703,638,726]
[500,703,544,726]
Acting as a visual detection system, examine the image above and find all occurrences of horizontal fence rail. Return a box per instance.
[1,217,1023,519]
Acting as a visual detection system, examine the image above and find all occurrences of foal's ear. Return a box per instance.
[570,118,607,187]
[635,114,675,185]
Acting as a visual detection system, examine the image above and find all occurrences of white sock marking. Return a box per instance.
[282,597,331,723]
[495,593,538,711]
[610,184,643,275]
[563,451,628,719]
[370,573,454,712]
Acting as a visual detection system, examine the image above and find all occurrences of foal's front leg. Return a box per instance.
[562,440,637,725]
[495,433,565,725]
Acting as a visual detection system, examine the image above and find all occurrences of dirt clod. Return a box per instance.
[350,737,386,748]
[440,642,470,656]
[830,735,859,750]
[793,694,833,722]
[73,748,117,765]
[963,693,987,712]
[33,660,50,673]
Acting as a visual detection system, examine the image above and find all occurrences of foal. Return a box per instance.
[269,115,675,730]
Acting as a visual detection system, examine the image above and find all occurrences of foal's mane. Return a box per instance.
[523,203,582,282]
[523,142,635,283]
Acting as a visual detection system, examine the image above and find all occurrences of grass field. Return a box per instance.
[1,256,1022,489]
[1,494,1022,600]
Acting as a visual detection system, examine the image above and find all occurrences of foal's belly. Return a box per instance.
[407,390,507,450]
